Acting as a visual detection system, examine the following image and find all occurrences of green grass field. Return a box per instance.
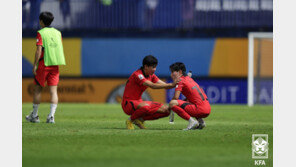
[22,103,273,167]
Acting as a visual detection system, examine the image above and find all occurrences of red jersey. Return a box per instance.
[36,32,59,70]
[175,76,208,105]
[123,69,159,100]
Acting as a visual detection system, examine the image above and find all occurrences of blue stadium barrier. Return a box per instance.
[81,38,215,77]
[22,0,272,30]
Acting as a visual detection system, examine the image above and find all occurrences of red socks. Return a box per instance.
[171,106,190,120]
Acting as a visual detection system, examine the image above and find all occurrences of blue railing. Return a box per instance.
[22,0,272,30]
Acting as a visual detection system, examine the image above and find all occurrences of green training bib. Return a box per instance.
[38,27,66,66]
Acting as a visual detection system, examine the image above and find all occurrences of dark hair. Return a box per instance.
[169,62,187,76]
[39,12,54,27]
[142,55,158,67]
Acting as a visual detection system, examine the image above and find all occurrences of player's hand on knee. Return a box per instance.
[169,100,178,109]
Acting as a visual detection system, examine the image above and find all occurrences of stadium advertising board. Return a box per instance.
[22,78,166,104]
[22,77,272,104]
[166,78,272,104]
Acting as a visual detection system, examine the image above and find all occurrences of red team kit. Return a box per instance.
[34,32,60,87]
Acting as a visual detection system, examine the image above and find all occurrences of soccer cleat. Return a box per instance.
[25,112,40,123]
[133,119,146,129]
[183,119,199,131]
[195,118,206,130]
[46,116,55,124]
[126,119,135,130]
[197,118,206,129]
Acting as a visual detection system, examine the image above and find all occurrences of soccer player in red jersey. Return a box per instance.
[168,62,211,130]
[26,12,66,124]
[122,55,180,129]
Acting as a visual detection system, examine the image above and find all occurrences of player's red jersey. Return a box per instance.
[36,32,59,70]
[123,69,159,101]
[175,76,208,105]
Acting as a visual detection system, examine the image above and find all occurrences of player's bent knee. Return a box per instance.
[137,102,150,109]
[169,100,178,109]
[162,105,169,113]
[157,105,169,113]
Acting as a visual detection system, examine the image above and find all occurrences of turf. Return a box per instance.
[22,103,273,167]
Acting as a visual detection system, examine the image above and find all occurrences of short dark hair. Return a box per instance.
[142,55,158,67]
[39,12,54,27]
[170,62,187,75]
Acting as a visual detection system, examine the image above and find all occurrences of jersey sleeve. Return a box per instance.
[175,80,184,92]
[152,74,160,83]
[36,32,43,46]
[134,73,148,86]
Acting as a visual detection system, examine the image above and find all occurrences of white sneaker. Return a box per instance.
[25,112,40,123]
[46,116,55,124]
[196,118,206,130]
[183,119,199,130]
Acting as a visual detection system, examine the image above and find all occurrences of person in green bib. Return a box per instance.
[26,11,66,124]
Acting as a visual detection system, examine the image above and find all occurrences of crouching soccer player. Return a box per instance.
[26,12,66,123]
[168,62,211,130]
[122,55,180,129]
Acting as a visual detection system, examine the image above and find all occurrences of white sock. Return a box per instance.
[32,104,39,117]
[189,117,195,123]
[49,104,57,118]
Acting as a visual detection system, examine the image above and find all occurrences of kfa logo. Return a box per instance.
[254,160,266,166]
[252,134,269,159]
[252,134,269,166]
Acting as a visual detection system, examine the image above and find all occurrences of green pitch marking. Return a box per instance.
[22,103,273,167]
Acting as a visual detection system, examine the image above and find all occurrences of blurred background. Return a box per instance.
[22,0,273,105]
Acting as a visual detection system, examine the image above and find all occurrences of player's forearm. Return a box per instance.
[33,50,42,66]
[150,83,175,89]
[165,83,177,89]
